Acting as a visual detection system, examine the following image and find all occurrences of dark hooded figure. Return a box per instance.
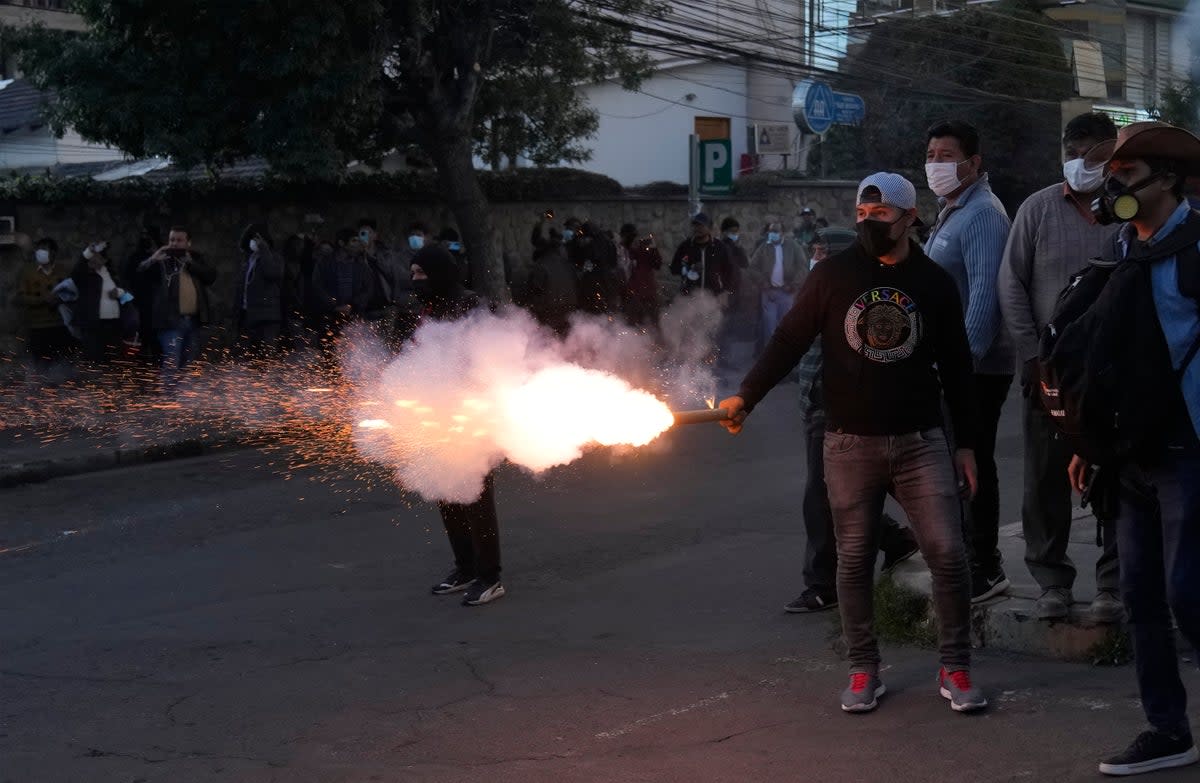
[409,245,506,606]
[525,223,579,337]
[411,244,477,320]
[234,222,284,351]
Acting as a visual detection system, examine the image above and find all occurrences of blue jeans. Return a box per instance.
[824,428,972,673]
[1116,453,1200,735]
[157,317,198,381]
[759,288,793,349]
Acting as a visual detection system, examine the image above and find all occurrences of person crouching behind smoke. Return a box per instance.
[410,245,506,606]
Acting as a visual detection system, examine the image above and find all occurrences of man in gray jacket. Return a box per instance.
[749,221,808,350]
[998,112,1121,623]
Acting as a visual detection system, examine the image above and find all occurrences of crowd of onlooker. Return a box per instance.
[14,207,833,385]
[14,217,460,381]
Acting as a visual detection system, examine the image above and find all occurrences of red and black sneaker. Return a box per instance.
[938,667,987,712]
[841,671,886,713]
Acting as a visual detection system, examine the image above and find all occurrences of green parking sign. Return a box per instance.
[699,139,732,195]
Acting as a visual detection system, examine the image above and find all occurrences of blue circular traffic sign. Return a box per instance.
[792,80,836,135]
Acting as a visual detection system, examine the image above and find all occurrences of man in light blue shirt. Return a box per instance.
[923,120,1015,605]
[1068,121,1200,778]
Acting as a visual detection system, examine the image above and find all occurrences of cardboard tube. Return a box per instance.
[671,408,731,426]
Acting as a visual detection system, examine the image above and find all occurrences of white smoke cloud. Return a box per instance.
[350,296,723,503]
[657,292,724,406]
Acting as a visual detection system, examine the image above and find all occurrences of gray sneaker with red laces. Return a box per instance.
[938,667,987,712]
[841,671,886,713]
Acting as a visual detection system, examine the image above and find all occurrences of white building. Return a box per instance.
[0,79,124,171]
[582,60,754,185]
[1125,0,1193,110]
[0,2,125,172]
[576,0,856,185]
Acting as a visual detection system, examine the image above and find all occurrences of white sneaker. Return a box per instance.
[463,580,505,606]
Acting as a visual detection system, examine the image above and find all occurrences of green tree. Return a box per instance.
[1150,81,1200,134]
[820,0,1073,208]
[470,0,656,170]
[7,2,385,175]
[9,0,662,299]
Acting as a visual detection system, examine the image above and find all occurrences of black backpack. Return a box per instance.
[1037,211,1200,466]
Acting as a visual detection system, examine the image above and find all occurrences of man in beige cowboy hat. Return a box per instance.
[1068,121,1200,776]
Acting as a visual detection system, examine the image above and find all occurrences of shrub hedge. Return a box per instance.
[0,166,626,205]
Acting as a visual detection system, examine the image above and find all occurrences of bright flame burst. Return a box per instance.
[498,365,674,469]
[354,361,676,501]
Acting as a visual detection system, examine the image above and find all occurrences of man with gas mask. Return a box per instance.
[718,173,984,715]
[997,112,1122,624]
[1064,122,1200,777]
[922,120,1015,606]
[410,245,506,607]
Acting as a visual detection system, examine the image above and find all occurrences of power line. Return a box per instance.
[619,20,1063,108]
[588,0,1155,93]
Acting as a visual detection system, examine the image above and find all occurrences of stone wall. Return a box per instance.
[0,180,873,354]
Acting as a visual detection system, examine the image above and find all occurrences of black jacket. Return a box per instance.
[574,229,621,313]
[234,246,284,324]
[413,245,479,322]
[738,240,977,448]
[139,250,217,329]
[70,254,123,328]
[670,237,734,295]
[720,237,749,296]
[525,245,579,329]
[311,251,373,315]
[363,241,399,313]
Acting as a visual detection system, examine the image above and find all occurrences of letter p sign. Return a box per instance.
[699,139,732,195]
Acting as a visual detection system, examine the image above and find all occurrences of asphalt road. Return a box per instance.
[2,387,1197,783]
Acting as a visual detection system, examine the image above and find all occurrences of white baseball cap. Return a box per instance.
[857,172,925,226]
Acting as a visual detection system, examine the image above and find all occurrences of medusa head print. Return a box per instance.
[844,287,921,363]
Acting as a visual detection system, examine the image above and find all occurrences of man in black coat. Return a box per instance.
[234,223,284,353]
[526,220,580,336]
[138,226,217,382]
[411,246,506,607]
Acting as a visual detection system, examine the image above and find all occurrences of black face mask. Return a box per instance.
[1091,170,1170,225]
[856,216,905,258]
[412,279,432,301]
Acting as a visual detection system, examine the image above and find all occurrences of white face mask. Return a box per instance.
[249,238,259,253]
[925,161,963,197]
[1062,158,1106,194]
[35,249,50,265]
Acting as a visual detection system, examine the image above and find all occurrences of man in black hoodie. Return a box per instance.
[410,245,505,606]
[719,173,983,715]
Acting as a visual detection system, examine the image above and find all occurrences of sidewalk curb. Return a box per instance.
[0,431,275,488]
[890,559,1124,662]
